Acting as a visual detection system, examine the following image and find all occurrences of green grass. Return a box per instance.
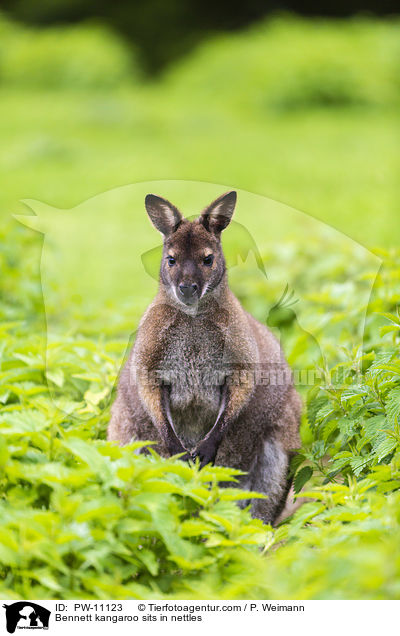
[1,12,400,599]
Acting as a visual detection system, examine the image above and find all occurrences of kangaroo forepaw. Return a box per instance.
[192,439,218,468]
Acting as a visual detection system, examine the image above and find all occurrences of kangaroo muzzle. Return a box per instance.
[178,282,199,305]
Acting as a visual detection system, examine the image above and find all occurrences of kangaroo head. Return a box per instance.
[145,191,236,307]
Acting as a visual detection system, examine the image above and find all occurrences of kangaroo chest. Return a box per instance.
[159,318,225,450]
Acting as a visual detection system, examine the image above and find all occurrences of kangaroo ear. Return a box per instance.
[199,191,237,235]
[145,194,183,237]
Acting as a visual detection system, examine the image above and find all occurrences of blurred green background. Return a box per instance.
[0,9,398,248]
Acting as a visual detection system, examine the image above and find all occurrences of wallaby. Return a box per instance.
[108,191,301,524]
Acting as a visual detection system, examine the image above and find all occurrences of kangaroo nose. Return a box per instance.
[179,283,198,299]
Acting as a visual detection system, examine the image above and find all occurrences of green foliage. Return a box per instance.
[164,17,400,110]
[2,11,397,106]
[1,218,400,599]
[0,414,270,599]
[262,478,400,599]
[0,13,139,89]
[288,247,400,488]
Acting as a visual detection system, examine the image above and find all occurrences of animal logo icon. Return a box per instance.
[2,602,50,634]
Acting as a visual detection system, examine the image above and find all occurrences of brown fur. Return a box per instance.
[108,192,301,524]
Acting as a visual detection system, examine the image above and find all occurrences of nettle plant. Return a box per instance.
[1,224,400,599]
[291,251,400,492]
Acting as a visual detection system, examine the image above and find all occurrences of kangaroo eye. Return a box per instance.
[203,254,214,266]
[167,256,176,267]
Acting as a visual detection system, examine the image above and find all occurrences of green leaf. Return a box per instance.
[294,466,313,493]
[46,368,65,387]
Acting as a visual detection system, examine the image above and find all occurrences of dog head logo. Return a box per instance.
[2,602,50,633]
